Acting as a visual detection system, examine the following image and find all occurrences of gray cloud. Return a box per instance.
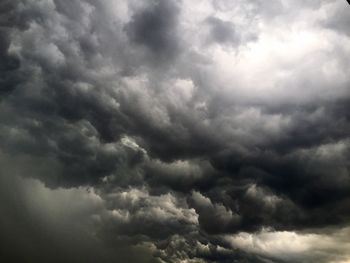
[205,17,241,46]
[124,0,181,62]
[0,0,350,262]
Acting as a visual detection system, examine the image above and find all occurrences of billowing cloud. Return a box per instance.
[224,227,350,263]
[0,0,350,262]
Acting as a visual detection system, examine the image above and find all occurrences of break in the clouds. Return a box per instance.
[0,0,350,262]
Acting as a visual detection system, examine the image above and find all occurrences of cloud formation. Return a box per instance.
[0,0,350,262]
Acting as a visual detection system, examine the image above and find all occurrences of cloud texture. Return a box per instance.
[0,0,350,262]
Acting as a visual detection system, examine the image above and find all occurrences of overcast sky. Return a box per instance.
[1,0,350,262]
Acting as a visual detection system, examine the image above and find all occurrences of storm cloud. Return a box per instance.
[0,0,350,262]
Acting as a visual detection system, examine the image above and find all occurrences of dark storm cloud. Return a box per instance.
[1,0,350,263]
[0,164,162,263]
[124,0,181,61]
[153,233,267,263]
[0,0,22,96]
[209,143,350,229]
[0,28,21,96]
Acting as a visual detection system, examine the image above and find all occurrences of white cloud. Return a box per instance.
[224,228,350,263]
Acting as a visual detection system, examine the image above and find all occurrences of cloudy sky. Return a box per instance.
[1,0,350,262]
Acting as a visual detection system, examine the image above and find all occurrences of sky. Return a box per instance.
[0,0,350,262]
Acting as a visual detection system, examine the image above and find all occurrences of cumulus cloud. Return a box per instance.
[0,0,350,262]
[224,227,350,263]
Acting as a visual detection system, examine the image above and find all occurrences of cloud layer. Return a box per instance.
[0,0,350,262]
